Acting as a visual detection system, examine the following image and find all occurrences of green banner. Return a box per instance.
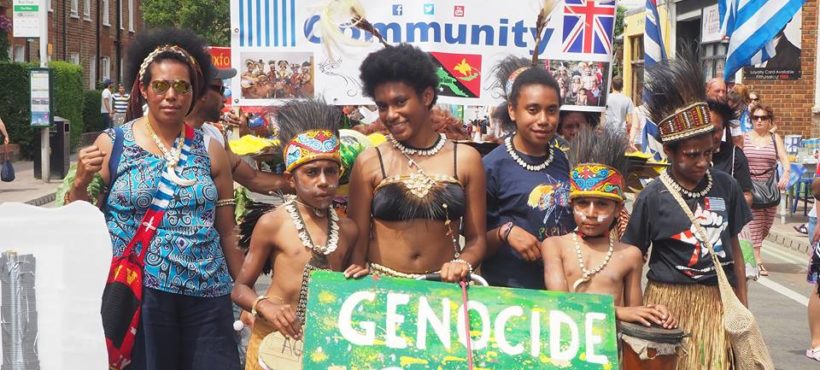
[14,5,39,11]
[303,271,619,369]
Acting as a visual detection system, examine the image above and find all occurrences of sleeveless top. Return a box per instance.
[742,134,778,181]
[104,120,232,297]
[371,144,466,221]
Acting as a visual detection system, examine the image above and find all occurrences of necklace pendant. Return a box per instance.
[406,172,434,198]
[572,277,589,292]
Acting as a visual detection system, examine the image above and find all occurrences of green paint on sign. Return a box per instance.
[303,271,620,369]
[14,5,39,11]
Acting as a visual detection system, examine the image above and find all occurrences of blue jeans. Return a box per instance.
[102,113,112,129]
[130,288,241,370]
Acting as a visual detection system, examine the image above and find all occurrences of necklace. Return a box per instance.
[388,133,447,157]
[295,199,327,218]
[285,197,339,255]
[660,170,713,199]
[505,135,554,172]
[571,230,615,292]
[145,119,195,187]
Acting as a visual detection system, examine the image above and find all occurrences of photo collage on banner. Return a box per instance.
[229,0,616,112]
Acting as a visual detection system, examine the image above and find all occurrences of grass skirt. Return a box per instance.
[245,318,275,370]
[644,281,732,370]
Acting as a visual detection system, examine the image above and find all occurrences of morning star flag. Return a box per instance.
[641,0,666,161]
[719,0,805,79]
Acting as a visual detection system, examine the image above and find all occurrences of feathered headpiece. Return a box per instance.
[278,99,343,173]
[567,126,629,203]
[644,47,713,143]
[311,0,390,57]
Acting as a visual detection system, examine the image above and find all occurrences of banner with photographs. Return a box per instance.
[743,10,802,80]
[230,0,615,111]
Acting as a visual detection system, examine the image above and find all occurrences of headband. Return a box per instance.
[138,45,200,84]
[504,66,530,97]
[658,102,714,143]
[283,129,342,173]
[569,163,625,203]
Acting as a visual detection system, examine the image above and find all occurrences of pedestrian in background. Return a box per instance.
[807,168,820,361]
[603,76,634,134]
[743,104,790,276]
[100,79,114,128]
[112,84,130,127]
[0,116,9,145]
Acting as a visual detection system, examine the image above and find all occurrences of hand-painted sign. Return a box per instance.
[302,271,618,369]
[229,0,615,111]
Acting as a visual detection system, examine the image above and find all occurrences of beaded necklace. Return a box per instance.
[571,230,615,292]
[387,133,447,157]
[660,170,713,199]
[145,119,195,187]
[504,135,554,172]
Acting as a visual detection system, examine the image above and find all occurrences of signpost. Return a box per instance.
[302,271,619,369]
[14,0,50,182]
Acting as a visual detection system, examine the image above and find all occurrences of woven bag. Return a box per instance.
[659,174,774,370]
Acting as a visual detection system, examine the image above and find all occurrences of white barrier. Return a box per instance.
[0,201,110,369]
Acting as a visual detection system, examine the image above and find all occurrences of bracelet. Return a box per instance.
[251,295,269,317]
[501,222,514,243]
[451,258,474,275]
[215,198,236,207]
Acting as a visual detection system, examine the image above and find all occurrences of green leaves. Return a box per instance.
[141,0,231,46]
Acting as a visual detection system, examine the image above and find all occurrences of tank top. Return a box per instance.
[104,120,232,297]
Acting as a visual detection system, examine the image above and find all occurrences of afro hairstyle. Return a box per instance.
[359,44,438,109]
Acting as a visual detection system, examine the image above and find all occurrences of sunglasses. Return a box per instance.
[752,115,770,121]
[150,80,192,95]
[210,84,226,95]
[750,97,759,101]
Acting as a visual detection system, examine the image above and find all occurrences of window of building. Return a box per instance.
[629,36,645,106]
[101,57,111,81]
[102,0,110,26]
[70,0,79,17]
[119,0,123,29]
[13,46,25,63]
[69,53,80,65]
[700,42,728,81]
[128,0,134,32]
[48,0,53,12]
[83,0,91,20]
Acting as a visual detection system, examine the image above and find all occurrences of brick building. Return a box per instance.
[622,0,819,137]
[1,0,144,89]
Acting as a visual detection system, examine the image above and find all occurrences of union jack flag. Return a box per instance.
[562,0,616,55]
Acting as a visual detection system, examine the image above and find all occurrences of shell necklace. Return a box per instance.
[388,133,447,157]
[660,170,713,199]
[571,229,615,292]
[505,135,554,172]
[284,196,339,256]
[145,119,195,187]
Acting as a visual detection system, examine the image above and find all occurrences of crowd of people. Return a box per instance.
[58,26,816,370]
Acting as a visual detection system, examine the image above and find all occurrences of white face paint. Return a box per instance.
[573,210,606,223]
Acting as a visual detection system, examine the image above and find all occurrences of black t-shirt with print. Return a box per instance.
[712,141,753,192]
[622,170,753,286]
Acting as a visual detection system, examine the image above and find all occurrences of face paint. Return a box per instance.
[573,210,606,223]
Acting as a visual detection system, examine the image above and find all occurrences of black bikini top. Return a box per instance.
[371,144,467,222]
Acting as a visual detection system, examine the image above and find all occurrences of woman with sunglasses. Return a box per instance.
[742,105,790,276]
[67,28,242,369]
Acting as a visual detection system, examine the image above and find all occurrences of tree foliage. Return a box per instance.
[615,5,626,38]
[141,0,230,46]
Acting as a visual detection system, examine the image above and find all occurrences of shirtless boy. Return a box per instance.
[542,129,677,329]
[231,100,366,369]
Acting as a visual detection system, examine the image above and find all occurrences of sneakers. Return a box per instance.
[806,347,820,362]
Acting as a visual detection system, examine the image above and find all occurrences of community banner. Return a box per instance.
[302,271,618,369]
[743,10,802,80]
[229,0,615,111]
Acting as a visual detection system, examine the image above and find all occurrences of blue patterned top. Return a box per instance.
[104,121,232,297]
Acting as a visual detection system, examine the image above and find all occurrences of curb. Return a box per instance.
[766,229,812,255]
[24,192,56,207]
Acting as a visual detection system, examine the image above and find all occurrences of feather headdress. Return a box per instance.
[567,125,629,202]
[278,99,343,173]
[644,46,713,143]
[311,0,390,58]
[532,0,559,65]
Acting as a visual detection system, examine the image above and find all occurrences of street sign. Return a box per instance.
[12,0,42,38]
[302,271,619,369]
[30,68,53,128]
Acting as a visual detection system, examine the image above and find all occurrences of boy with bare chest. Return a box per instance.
[542,128,676,329]
[231,100,366,369]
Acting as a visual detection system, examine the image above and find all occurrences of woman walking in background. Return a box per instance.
[742,105,789,276]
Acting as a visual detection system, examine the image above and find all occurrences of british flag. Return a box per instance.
[561,0,616,55]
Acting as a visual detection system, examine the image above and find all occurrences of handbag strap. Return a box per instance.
[658,172,734,287]
[121,124,196,263]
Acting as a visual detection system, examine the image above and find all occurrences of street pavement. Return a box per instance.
[753,239,817,369]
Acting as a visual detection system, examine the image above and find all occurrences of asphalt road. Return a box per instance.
[753,239,817,369]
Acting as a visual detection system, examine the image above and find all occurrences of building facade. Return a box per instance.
[1,0,144,89]
[621,0,819,136]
